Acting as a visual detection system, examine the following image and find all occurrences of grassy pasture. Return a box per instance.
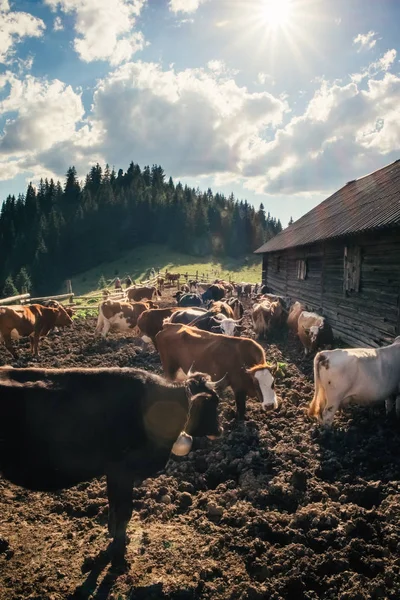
[70,243,262,295]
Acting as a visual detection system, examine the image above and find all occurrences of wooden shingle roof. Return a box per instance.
[255,159,400,253]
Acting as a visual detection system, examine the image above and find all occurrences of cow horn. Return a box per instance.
[235,317,244,323]
[209,373,228,389]
[187,363,196,377]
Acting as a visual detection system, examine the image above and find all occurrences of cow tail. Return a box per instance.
[308,352,326,418]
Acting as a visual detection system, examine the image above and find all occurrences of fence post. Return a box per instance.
[66,279,72,294]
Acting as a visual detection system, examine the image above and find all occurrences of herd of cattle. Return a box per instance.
[1,278,400,564]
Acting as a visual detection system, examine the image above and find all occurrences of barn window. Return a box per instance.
[273,256,281,273]
[344,245,361,293]
[297,259,307,280]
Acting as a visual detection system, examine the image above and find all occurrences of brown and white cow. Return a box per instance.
[287,301,306,335]
[308,337,400,425]
[0,304,73,358]
[126,286,161,302]
[156,323,278,419]
[298,311,333,355]
[252,299,283,339]
[95,300,155,337]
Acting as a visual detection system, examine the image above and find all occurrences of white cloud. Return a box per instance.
[44,0,147,65]
[53,16,64,31]
[241,69,400,194]
[169,0,209,14]
[0,72,84,161]
[257,72,275,86]
[353,31,377,52]
[0,2,45,64]
[351,49,397,82]
[84,61,287,178]
[0,53,398,199]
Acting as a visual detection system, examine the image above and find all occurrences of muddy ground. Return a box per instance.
[0,292,400,600]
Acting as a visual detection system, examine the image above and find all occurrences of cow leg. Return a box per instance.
[31,330,41,356]
[234,391,246,420]
[321,397,341,426]
[2,332,17,358]
[106,467,134,563]
[101,321,111,337]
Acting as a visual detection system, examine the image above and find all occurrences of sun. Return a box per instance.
[261,0,292,28]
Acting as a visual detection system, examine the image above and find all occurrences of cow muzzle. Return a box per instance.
[262,395,279,411]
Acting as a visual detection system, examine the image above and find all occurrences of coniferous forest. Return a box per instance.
[0,162,282,295]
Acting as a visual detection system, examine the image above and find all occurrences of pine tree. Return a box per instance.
[288,216,294,226]
[2,275,18,298]
[98,274,107,289]
[15,267,32,293]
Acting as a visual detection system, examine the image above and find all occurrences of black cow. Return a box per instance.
[0,367,222,563]
[201,284,225,303]
[173,292,203,307]
[168,307,207,325]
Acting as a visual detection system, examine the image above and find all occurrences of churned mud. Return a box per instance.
[0,292,399,600]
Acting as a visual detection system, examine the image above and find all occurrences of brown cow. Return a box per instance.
[0,304,73,358]
[227,297,244,320]
[156,323,278,419]
[252,300,283,339]
[298,311,334,355]
[136,307,180,349]
[287,301,306,335]
[126,286,161,302]
[207,301,234,318]
[95,300,155,337]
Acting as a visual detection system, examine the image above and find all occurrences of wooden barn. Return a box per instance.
[254,159,400,347]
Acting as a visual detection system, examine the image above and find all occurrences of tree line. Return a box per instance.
[0,162,282,296]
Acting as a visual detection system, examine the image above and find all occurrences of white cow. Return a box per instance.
[308,336,400,425]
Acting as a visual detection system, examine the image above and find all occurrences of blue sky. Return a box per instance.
[0,0,399,227]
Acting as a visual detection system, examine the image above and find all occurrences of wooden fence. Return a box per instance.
[0,271,244,311]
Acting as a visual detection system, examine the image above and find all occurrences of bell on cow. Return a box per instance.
[171,431,193,456]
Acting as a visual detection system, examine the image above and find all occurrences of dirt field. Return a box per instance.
[1,293,400,600]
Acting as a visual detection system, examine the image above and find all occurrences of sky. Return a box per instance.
[0,0,399,227]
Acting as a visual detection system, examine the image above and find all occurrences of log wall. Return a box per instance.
[262,227,400,347]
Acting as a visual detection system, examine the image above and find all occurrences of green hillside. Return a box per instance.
[70,244,262,295]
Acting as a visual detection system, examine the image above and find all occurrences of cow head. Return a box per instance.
[216,317,244,337]
[55,306,73,327]
[171,371,224,456]
[247,364,278,410]
[303,322,324,351]
[173,291,183,301]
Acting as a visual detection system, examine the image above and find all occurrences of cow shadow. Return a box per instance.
[69,546,196,600]
[312,408,400,497]
[68,545,114,600]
